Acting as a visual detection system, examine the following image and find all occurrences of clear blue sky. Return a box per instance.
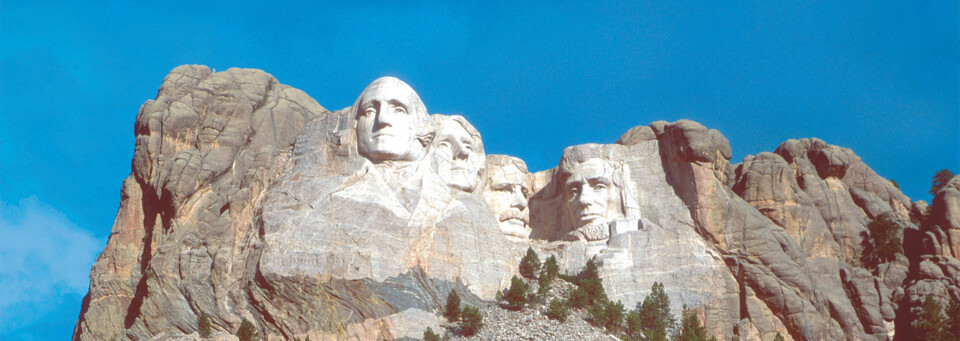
[1,1,957,339]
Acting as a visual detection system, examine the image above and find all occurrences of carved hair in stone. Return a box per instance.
[353,77,434,164]
[482,155,531,240]
[558,144,630,241]
[432,115,486,193]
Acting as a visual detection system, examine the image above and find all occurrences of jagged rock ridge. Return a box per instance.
[73,65,960,341]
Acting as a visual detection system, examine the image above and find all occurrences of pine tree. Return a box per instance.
[860,213,903,270]
[235,318,260,341]
[588,299,625,330]
[773,332,786,341]
[625,310,642,340]
[519,247,542,280]
[444,288,461,321]
[637,282,674,341]
[198,312,212,338]
[931,169,955,196]
[676,304,715,341]
[459,305,483,336]
[573,258,607,307]
[914,296,945,341]
[504,275,529,310]
[545,298,570,322]
[542,255,560,282]
[537,270,552,299]
[423,327,440,341]
[945,295,960,341]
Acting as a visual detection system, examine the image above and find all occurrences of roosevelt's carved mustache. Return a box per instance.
[499,209,528,224]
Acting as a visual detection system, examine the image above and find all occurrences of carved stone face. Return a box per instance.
[435,118,484,192]
[483,159,530,239]
[355,78,429,163]
[563,158,618,240]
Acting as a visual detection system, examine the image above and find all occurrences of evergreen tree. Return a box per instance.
[625,310,642,340]
[570,258,607,308]
[235,318,260,341]
[945,295,960,341]
[676,304,716,341]
[914,296,945,341]
[545,298,570,322]
[459,305,483,336]
[637,282,674,341]
[773,332,786,341]
[519,247,542,280]
[542,255,560,282]
[504,275,529,310]
[443,288,461,321]
[423,327,440,341]
[860,213,903,270]
[931,169,955,196]
[588,299,625,331]
[537,270,552,299]
[198,312,212,338]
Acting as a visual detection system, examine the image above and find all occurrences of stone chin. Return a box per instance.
[569,221,610,242]
[359,135,424,162]
[499,219,530,240]
[440,169,479,192]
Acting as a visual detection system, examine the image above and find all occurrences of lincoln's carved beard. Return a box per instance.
[569,221,610,242]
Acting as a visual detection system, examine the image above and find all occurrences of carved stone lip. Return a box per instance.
[500,217,528,224]
[578,212,603,221]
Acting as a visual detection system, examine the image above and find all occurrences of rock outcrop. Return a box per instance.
[74,66,959,341]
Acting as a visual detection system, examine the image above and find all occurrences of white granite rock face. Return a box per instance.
[76,68,954,341]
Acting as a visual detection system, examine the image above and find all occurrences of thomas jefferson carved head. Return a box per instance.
[433,115,485,192]
[353,77,433,163]
[482,155,531,239]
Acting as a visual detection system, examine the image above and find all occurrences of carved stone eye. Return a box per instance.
[394,106,406,114]
[364,108,376,116]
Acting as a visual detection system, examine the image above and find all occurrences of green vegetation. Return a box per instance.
[423,327,440,341]
[537,269,552,300]
[946,296,960,341]
[545,298,570,322]
[676,305,717,341]
[459,305,483,336]
[914,296,945,340]
[198,312,211,338]
[519,247,542,280]
[504,275,529,310]
[235,317,259,341]
[588,299,625,331]
[542,255,560,282]
[773,332,786,341]
[931,169,955,196]
[443,288,461,321]
[569,258,607,309]
[860,213,903,270]
[625,282,675,341]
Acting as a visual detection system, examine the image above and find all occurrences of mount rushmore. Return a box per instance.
[73,66,960,340]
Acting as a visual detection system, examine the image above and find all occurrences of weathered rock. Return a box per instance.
[74,65,326,340]
[928,176,960,258]
[76,66,960,341]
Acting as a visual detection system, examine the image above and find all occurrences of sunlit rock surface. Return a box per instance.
[74,66,958,341]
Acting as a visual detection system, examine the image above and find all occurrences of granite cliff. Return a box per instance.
[73,65,960,341]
